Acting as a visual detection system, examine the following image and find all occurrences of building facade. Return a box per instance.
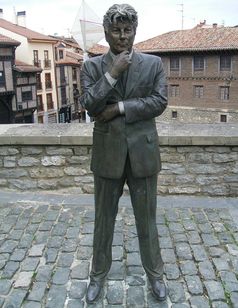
[54,39,84,123]
[0,15,58,123]
[0,34,41,123]
[135,23,238,123]
[0,34,20,123]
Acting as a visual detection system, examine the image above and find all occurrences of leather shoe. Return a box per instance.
[86,280,103,304]
[149,278,167,301]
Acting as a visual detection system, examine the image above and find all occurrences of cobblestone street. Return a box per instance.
[0,191,238,307]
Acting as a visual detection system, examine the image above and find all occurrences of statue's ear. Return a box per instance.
[104,30,109,43]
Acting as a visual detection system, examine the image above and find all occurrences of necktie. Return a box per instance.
[121,69,128,94]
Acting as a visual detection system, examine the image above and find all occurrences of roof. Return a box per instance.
[0,18,58,43]
[14,60,42,73]
[88,44,109,55]
[135,25,238,53]
[56,50,83,65]
[0,33,20,46]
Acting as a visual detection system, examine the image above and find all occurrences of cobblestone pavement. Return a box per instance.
[0,193,238,307]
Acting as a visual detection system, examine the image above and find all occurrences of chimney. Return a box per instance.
[16,11,26,27]
[0,8,3,19]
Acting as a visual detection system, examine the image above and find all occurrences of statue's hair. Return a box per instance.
[103,4,138,31]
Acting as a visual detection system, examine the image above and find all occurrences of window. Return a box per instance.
[170,85,179,97]
[194,56,205,71]
[22,90,32,101]
[220,114,227,122]
[172,111,177,119]
[59,49,64,59]
[45,73,52,89]
[220,56,231,71]
[36,74,42,90]
[170,57,180,71]
[60,66,66,83]
[220,86,229,100]
[33,50,40,67]
[46,93,54,110]
[44,50,49,60]
[44,50,51,68]
[61,86,67,105]
[0,71,5,86]
[37,95,44,111]
[194,85,204,98]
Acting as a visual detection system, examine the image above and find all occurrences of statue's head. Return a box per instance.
[103,4,138,54]
[103,4,138,32]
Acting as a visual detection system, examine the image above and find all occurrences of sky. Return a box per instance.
[1,0,238,44]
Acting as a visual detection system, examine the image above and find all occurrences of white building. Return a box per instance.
[0,11,59,123]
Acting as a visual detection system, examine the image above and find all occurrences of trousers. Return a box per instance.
[90,156,164,281]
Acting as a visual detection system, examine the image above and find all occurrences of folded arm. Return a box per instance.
[123,59,168,123]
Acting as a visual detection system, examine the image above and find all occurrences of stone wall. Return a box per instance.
[0,123,237,197]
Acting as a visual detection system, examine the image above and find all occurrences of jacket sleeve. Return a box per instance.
[79,59,114,117]
[124,58,168,123]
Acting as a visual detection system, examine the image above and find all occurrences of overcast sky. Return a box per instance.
[1,0,238,44]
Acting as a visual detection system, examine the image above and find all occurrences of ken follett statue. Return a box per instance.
[80,3,168,304]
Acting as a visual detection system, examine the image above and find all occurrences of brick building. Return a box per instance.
[135,22,238,123]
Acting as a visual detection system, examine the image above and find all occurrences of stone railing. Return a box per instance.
[0,123,237,197]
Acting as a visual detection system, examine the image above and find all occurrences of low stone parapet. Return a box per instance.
[0,122,237,196]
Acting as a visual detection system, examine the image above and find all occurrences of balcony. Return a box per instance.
[33,60,41,68]
[45,81,52,89]
[44,59,51,69]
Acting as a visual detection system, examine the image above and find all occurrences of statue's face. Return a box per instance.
[105,20,136,54]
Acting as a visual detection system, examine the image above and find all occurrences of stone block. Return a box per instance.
[8,179,37,190]
[185,275,203,295]
[21,146,43,155]
[37,179,59,190]
[198,260,216,280]
[126,286,144,307]
[18,157,39,166]
[167,281,186,303]
[107,281,124,305]
[29,167,64,178]
[0,147,19,155]
[46,147,73,155]
[41,156,65,166]
[4,156,16,167]
[29,244,45,256]
[64,167,87,176]
[14,271,34,288]
[46,285,67,308]
[204,281,225,301]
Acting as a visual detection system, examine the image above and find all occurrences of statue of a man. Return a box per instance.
[80,3,168,303]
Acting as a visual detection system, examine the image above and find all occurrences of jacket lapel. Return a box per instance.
[102,51,143,98]
[125,52,143,98]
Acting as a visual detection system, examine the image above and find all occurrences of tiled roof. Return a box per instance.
[0,18,58,43]
[135,25,238,53]
[88,44,109,55]
[14,60,42,72]
[56,50,83,65]
[0,33,20,46]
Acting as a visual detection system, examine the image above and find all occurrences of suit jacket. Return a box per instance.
[80,51,168,179]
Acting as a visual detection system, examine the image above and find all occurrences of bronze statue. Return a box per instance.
[80,3,168,303]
